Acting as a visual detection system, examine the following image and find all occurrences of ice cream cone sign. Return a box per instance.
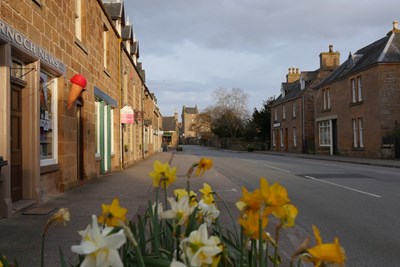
[67,74,87,109]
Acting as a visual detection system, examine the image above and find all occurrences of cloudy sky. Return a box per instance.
[124,0,399,117]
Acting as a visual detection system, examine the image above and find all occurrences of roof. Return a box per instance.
[131,41,139,57]
[183,106,198,114]
[103,1,125,24]
[272,70,318,106]
[162,117,177,131]
[317,29,400,88]
[122,25,132,41]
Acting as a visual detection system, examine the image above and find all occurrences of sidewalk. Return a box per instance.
[0,149,242,267]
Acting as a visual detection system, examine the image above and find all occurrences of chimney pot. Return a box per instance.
[394,20,399,30]
[329,45,333,52]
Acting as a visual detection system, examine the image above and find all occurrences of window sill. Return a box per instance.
[322,108,331,113]
[75,39,88,55]
[352,147,365,151]
[40,163,60,174]
[350,101,363,107]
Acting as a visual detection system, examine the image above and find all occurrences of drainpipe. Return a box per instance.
[118,38,124,169]
[141,85,145,159]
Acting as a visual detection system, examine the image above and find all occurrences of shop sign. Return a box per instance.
[120,105,134,124]
[0,19,65,74]
[134,110,143,122]
[273,122,281,128]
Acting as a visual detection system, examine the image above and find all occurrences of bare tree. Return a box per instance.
[189,111,213,140]
[208,87,249,139]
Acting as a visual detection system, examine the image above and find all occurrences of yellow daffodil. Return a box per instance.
[272,203,298,228]
[199,183,215,204]
[239,210,269,240]
[174,188,198,206]
[260,178,290,210]
[195,158,213,176]
[180,223,222,267]
[236,186,263,212]
[149,160,177,188]
[98,198,128,227]
[71,215,126,267]
[303,225,346,267]
[161,196,192,225]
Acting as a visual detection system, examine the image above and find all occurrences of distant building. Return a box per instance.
[162,112,179,148]
[271,45,340,153]
[314,21,400,158]
[181,105,199,144]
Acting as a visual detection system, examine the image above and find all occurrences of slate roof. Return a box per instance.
[317,29,400,88]
[272,70,318,106]
[103,1,125,24]
[122,25,132,41]
[131,41,139,57]
[162,117,177,131]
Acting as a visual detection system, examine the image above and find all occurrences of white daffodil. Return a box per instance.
[180,223,222,267]
[152,201,164,219]
[161,195,192,225]
[170,259,187,267]
[71,215,127,267]
[198,200,220,226]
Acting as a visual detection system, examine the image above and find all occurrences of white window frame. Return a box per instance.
[358,117,364,148]
[352,118,358,147]
[103,24,109,69]
[282,105,286,120]
[40,72,58,166]
[292,101,296,118]
[351,78,356,103]
[293,127,297,147]
[319,120,331,146]
[75,0,82,40]
[357,76,362,102]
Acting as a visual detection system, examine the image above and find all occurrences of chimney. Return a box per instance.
[394,20,399,30]
[319,45,340,71]
[286,67,300,83]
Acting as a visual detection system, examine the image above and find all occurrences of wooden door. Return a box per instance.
[11,86,22,202]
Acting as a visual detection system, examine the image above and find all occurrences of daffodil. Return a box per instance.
[197,199,220,226]
[238,210,269,240]
[259,178,290,211]
[273,203,298,228]
[98,198,127,227]
[180,223,222,267]
[149,160,177,188]
[195,158,213,176]
[303,225,346,267]
[174,188,198,206]
[43,208,70,235]
[161,195,192,225]
[199,183,215,204]
[170,260,187,267]
[236,186,263,212]
[71,215,127,267]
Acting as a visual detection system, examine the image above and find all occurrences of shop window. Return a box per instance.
[280,129,283,147]
[95,101,101,157]
[110,108,114,155]
[319,120,331,146]
[353,117,364,148]
[40,72,58,165]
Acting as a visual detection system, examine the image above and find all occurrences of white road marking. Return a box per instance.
[263,164,291,173]
[304,176,382,198]
[214,188,238,192]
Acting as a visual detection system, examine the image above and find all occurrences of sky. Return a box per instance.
[124,0,400,117]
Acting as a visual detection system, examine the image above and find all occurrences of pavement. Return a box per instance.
[0,147,399,266]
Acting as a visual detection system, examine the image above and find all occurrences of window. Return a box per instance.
[353,117,364,148]
[323,88,330,111]
[292,101,296,118]
[319,120,331,146]
[110,109,114,155]
[75,0,86,42]
[274,108,277,121]
[103,24,109,69]
[293,127,297,147]
[40,72,58,165]
[11,59,23,79]
[280,129,283,147]
[282,105,286,120]
[357,76,362,102]
[351,77,362,103]
[272,130,275,147]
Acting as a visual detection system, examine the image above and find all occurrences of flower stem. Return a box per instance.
[40,233,45,267]
[215,192,239,241]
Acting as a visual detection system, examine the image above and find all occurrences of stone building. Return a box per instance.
[181,105,199,144]
[314,22,400,158]
[0,0,159,218]
[162,112,180,148]
[271,46,340,153]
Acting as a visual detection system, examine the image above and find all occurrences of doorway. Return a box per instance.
[11,86,22,202]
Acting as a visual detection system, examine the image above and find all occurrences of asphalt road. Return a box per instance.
[183,145,400,266]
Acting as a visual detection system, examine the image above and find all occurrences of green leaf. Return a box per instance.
[142,256,172,267]
[58,247,67,267]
